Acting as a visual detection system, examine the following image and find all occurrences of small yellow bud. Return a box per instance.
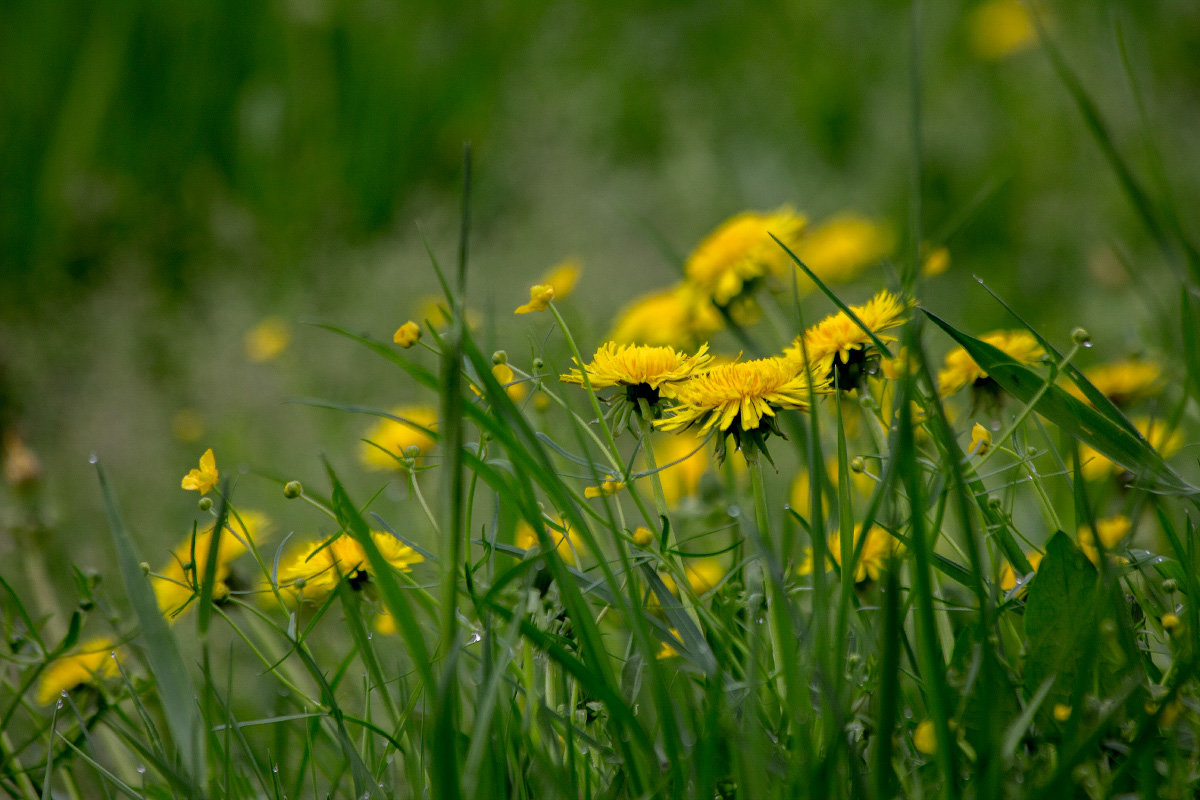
[393,321,421,348]
[1053,704,1072,722]
[969,423,992,456]
[283,480,303,499]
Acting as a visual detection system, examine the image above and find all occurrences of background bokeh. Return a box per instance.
[3,0,1199,596]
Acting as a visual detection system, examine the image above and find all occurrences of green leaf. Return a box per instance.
[1023,531,1098,703]
[924,310,1195,495]
[94,458,206,789]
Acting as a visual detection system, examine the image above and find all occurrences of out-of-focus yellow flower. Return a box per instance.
[1052,704,1072,722]
[914,720,938,756]
[784,290,912,389]
[826,524,902,583]
[374,609,398,636]
[657,628,682,659]
[1161,612,1181,632]
[998,550,1043,592]
[245,317,291,362]
[921,244,951,277]
[969,0,1036,61]
[493,363,527,402]
[685,207,807,307]
[968,423,992,456]
[415,296,481,330]
[789,458,874,518]
[1071,359,1162,406]
[2,431,41,487]
[1078,417,1182,482]
[359,406,438,471]
[542,258,581,300]
[685,558,726,595]
[171,409,204,444]
[393,321,421,348]
[515,518,579,566]
[651,431,710,507]
[1077,515,1132,566]
[278,531,423,600]
[561,342,712,408]
[181,448,219,494]
[154,511,269,621]
[794,214,894,288]
[36,638,121,706]
[609,283,724,350]
[515,284,555,314]
[584,477,626,499]
[937,330,1045,397]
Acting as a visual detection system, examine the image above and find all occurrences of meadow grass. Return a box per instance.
[4,7,1200,800]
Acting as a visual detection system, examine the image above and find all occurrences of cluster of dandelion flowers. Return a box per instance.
[560,342,712,410]
[360,405,438,471]
[785,290,913,390]
[656,356,824,462]
[278,531,423,599]
[685,207,807,308]
[937,330,1045,398]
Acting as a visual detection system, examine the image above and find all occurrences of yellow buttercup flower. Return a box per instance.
[515,518,579,566]
[245,317,291,362]
[181,448,219,494]
[393,321,421,348]
[969,0,1036,61]
[826,524,903,583]
[360,406,438,471]
[968,423,992,456]
[584,477,626,499]
[278,531,423,600]
[1078,417,1182,482]
[784,290,912,389]
[542,258,582,300]
[685,207,807,307]
[1071,359,1162,406]
[561,342,712,407]
[515,284,555,314]
[937,330,1045,397]
[609,283,724,350]
[998,550,1044,592]
[153,510,268,621]
[36,638,121,706]
[793,214,894,288]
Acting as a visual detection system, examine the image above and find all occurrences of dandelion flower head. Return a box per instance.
[937,330,1045,397]
[244,317,291,362]
[561,342,712,406]
[1073,358,1162,406]
[784,290,912,388]
[515,518,579,566]
[1079,417,1182,482]
[278,532,422,599]
[36,638,121,706]
[685,207,807,307]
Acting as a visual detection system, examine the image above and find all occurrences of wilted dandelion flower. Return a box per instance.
[998,550,1044,592]
[244,317,291,362]
[36,638,121,706]
[1078,417,1182,482]
[515,284,555,314]
[1071,358,1162,406]
[784,290,912,389]
[278,532,423,599]
[937,330,1045,398]
[657,357,822,462]
[181,448,219,494]
[359,406,437,471]
[793,214,894,288]
[608,283,723,350]
[685,207,807,308]
[154,511,268,620]
[561,342,712,409]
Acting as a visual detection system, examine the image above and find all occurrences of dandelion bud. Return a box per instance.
[1163,578,1178,592]
[393,321,421,348]
[403,445,422,459]
[850,456,866,473]
[532,358,545,371]
[283,480,303,499]
[1071,327,1092,347]
[492,350,507,365]
[140,562,151,576]
[198,497,213,512]
[292,577,306,590]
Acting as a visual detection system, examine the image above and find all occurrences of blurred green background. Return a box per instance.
[2,0,1199,595]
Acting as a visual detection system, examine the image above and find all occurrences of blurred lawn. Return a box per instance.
[2,0,1199,595]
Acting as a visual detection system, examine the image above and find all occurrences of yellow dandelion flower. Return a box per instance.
[657,357,822,460]
[793,214,894,288]
[968,423,992,456]
[515,284,555,314]
[827,524,902,583]
[245,317,291,362]
[36,638,121,706]
[610,282,724,350]
[937,330,1045,398]
[913,720,938,756]
[542,258,581,300]
[154,511,269,620]
[561,342,712,407]
[685,558,726,595]
[685,207,807,307]
[969,0,1036,61]
[1071,359,1162,406]
[181,448,219,494]
[1079,417,1182,482]
[393,321,421,348]
[998,550,1044,592]
[650,430,710,507]
[584,477,626,499]
[784,290,912,389]
[278,531,422,599]
[515,518,579,566]
[360,406,438,471]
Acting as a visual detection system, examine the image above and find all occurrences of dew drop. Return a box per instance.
[88,453,99,465]
[273,765,279,774]
[137,765,146,775]
[466,632,481,645]
[55,698,64,710]
[366,633,373,641]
